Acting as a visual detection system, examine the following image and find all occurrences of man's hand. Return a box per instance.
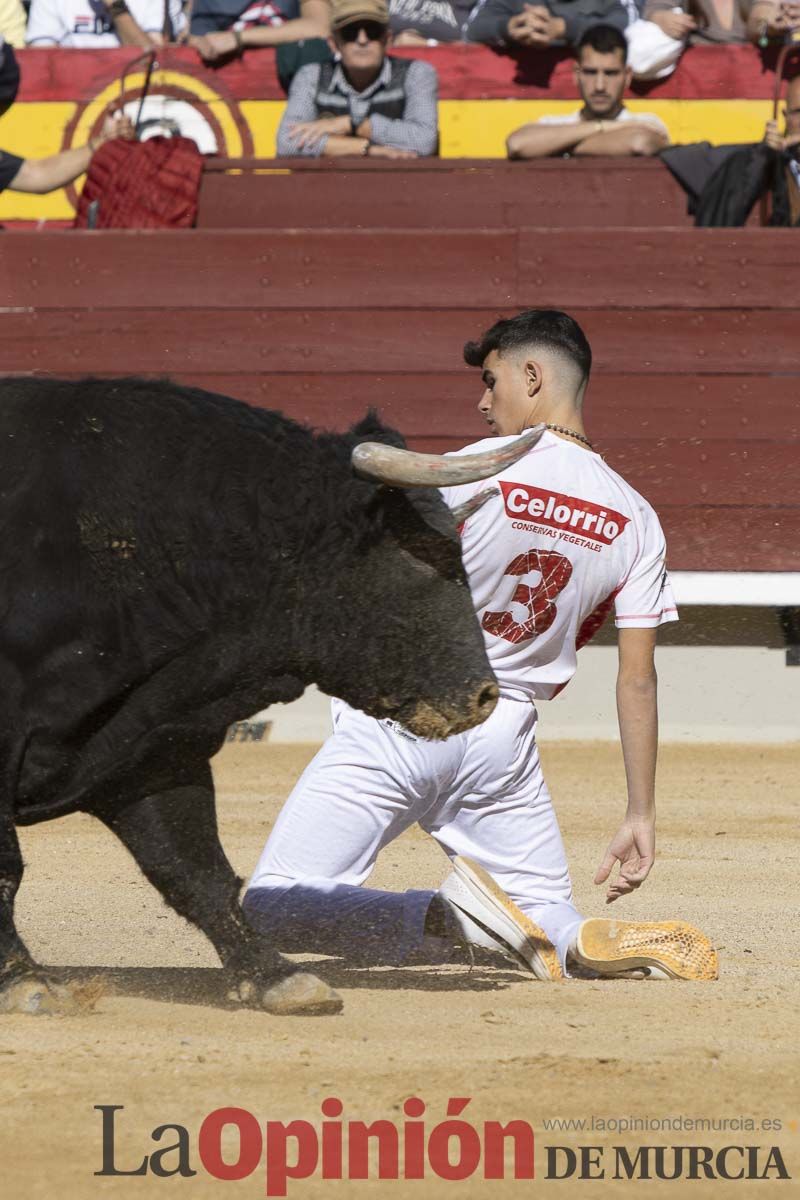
[594,813,655,903]
[191,30,240,61]
[506,5,566,46]
[93,111,136,150]
[649,9,696,39]
[776,0,800,27]
[289,115,352,149]
[765,118,786,150]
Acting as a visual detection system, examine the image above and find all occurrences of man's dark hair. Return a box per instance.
[463,309,592,384]
[576,23,628,63]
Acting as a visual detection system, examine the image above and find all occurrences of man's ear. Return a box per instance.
[572,60,581,88]
[327,33,339,55]
[525,358,543,398]
[624,64,633,90]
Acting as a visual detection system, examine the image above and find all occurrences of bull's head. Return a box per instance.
[304,418,545,740]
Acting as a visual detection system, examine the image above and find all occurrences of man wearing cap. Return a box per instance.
[276,0,438,157]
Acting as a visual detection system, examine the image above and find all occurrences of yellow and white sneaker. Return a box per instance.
[438,855,564,981]
[570,918,719,981]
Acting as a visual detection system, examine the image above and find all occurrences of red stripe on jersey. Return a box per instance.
[576,589,621,652]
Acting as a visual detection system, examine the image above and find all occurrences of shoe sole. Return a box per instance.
[574,918,719,981]
[452,856,563,981]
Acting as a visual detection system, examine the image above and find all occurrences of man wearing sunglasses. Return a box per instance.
[276,0,438,157]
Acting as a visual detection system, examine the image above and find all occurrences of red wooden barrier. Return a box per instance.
[0,307,796,374]
[6,230,797,310]
[197,160,692,231]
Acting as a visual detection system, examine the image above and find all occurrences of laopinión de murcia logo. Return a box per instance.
[95,1102,792,1191]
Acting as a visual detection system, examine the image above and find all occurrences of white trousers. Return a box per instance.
[244,697,583,968]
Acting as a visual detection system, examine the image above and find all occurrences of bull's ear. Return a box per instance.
[350,409,406,451]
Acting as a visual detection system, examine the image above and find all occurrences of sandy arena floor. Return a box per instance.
[3,740,798,1198]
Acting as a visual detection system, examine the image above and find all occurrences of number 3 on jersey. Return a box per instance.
[482,549,572,645]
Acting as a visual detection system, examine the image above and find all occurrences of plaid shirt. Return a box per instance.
[276,57,439,158]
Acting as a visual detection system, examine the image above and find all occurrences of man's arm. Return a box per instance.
[465,0,525,45]
[366,61,438,156]
[507,118,605,159]
[573,121,669,156]
[276,63,328,157]
[8,113,134,193]
[103,3,160,48]
[594,626,658,903]
[192,0,330,60]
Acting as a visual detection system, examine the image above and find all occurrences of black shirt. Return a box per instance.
[0,151,23,192]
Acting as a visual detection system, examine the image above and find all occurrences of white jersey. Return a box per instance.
[26,0,186,46]
[444,429,678,702]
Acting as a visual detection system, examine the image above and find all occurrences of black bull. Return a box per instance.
[0,377,541,1016]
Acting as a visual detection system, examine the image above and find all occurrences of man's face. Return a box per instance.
[574,46,631,118]
[335,20,389,74]
[477,350,533,437]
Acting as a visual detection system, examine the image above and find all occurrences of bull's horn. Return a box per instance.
[450,486,499,526]
[351,425,546,487]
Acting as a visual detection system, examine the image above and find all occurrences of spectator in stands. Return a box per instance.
[663,73,800,224]
[0,2,26,46]
[506,24,669,157]
[189,0,330,63]
[629,0,763,81]
[26,0,186,46]
[389,0,474,43]
[0,111,134,192]
[276,0,438,157]
[465,0,630,51]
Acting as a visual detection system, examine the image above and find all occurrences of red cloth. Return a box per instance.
[73,136,203,230]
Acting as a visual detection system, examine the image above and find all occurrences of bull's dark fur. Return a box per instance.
[0,377,493,1008]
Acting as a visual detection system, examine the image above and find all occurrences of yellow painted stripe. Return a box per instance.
[438,98,774,157]
[0,98,775,220]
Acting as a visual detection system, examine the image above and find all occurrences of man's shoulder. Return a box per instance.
[446,432,517,457]
[536,110,582,126]
[594,455,663,529]
[390,55,438,83]
[290,61,326,91]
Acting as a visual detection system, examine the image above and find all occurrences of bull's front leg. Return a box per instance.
[92,774,341,1015]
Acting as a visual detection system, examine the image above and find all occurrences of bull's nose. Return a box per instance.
[473,680,499,722]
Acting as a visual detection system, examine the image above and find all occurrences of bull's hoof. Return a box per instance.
[228,971,342,1015]
[0,975,104,1016]
[261,972,343,1016]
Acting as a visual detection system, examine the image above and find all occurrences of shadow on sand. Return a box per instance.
[48,957,528,1009]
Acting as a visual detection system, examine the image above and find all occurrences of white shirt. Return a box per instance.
[444,430,678,701]
[26,0,186,45]
[537,106,669,139]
